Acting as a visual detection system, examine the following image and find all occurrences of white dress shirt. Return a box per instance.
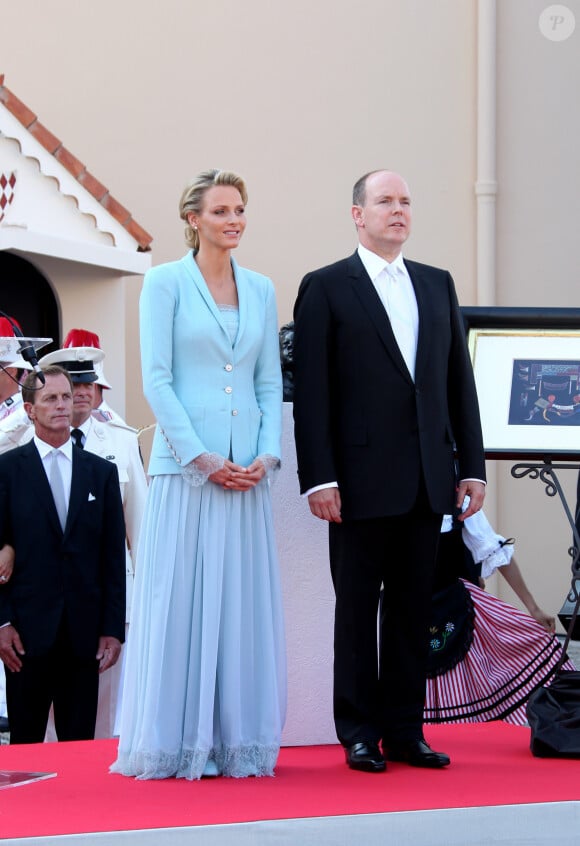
[34,435,73,506]
[357,244,419,380]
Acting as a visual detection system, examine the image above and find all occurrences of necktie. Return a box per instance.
[71,428,84,449]
[384,266,417,380]
[49,450,68,531]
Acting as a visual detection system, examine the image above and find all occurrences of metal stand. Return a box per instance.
[511,459,580,640]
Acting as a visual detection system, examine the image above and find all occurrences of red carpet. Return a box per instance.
[0,724,579,839]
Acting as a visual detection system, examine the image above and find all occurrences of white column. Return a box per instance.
[475,0,497,309]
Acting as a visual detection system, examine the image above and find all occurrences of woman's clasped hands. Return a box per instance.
[211,458,266,490]
[190,452,267,491]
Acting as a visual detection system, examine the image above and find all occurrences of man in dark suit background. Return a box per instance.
[0,365,126,743]
[293,170,486,772]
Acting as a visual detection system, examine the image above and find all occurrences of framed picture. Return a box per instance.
[461,307,580,459]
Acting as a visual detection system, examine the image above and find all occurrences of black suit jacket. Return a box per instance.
[0,440,126,658]
[293,252,486,520]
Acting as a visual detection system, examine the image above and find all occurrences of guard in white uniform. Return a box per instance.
[0,318,33,455]
[63,328,129,427]
[0,316,34,733]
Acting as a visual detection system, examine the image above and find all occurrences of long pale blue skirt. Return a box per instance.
[111,474,286,780]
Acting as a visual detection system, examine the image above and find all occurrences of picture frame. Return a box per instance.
[461,307,580,460]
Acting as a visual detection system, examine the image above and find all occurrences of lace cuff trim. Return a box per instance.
[480,537,515,579]
[459,497,516,577]
[256,454,281,482]
[181,453,280,487]
[182,453,225,487]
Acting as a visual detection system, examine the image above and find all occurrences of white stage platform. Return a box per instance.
[3,801,580,846]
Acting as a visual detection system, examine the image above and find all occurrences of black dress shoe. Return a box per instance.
[384,739,450,769]
[344,741,386,773]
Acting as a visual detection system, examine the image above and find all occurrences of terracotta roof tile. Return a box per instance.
[0,79,36,127]
[78,171,108,201]
[125,217,153,249]
[54,146,85,179]
[101,193,131,225]
[0,74,152,250]
[28,121,61,154]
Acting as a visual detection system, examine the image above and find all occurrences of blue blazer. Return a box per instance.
[141,252,282,476]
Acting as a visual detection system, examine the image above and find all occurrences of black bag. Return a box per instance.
[527,671,580,757]
[426,580,475,679]
[526,583,580,758]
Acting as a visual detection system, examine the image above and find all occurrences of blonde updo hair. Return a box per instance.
[179,169,248,250]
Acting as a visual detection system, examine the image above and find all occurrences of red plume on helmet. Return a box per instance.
[0,316,34,370]
[63,328,101,349]
[62,328,111,389]
[0,316,22,337]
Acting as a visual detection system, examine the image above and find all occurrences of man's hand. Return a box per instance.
[456,480,486,520]
[0,624,24,672]
[0,544,14,584]
[96,636,122,673]
[308,488,342,523]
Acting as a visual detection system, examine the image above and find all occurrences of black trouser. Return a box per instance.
[5,620,99,744]
[329,491,442,747]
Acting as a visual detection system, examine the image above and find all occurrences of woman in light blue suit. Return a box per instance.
[112,170,286,780]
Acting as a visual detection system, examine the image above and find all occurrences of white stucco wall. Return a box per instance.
[275,403,337,746]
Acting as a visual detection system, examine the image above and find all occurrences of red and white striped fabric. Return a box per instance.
[424,580,574,726]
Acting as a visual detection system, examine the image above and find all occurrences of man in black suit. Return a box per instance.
[0,365,126,743]
[293,170,486,772]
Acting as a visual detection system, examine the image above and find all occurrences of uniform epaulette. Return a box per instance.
[106,418,138,435]
[91,409,137,434]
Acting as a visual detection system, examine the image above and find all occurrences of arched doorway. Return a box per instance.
[0,252,60,354]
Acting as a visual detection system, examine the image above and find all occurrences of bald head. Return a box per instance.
[352,170,410,207]
[351,171,412,262]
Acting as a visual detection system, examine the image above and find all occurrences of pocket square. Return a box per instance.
[88,493,96,502]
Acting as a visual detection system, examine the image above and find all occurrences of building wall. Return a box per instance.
[493,0,580,614]
[496,0,579,309]
[15,254,130,418]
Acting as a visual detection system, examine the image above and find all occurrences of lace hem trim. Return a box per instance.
[111,742,280,781]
